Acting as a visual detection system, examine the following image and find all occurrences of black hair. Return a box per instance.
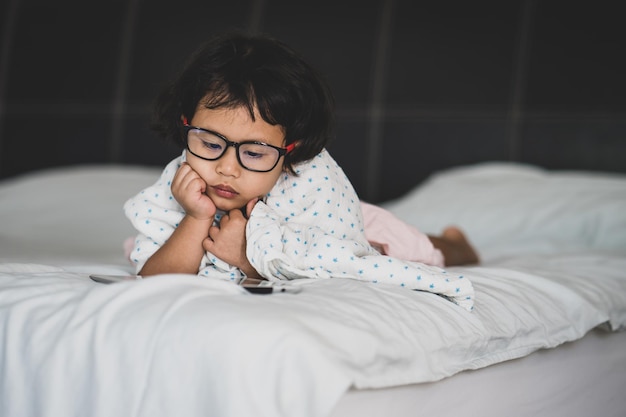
[151,32,335,173]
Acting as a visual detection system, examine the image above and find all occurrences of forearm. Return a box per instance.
[139,215,212,276]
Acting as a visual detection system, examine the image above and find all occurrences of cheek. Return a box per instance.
[187,154,211,175]
[186,158,214,181]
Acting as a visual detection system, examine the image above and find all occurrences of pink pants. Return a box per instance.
[361,201,445,267]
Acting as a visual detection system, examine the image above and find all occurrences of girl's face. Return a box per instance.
[186,105,287,212]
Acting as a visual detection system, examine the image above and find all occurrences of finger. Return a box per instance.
[202,236,214,253]
[228,208,244,220]
[173,163,197,190]
[172,163,190,185]
[189,176,207,194]
[217,212,230,227]
[208,224,220,238]
[226,209,248,226]
[245,197,259,218]
[179,168,207,195]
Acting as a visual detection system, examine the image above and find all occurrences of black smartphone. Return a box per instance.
[239,277,302,294]
[89,274,301,294]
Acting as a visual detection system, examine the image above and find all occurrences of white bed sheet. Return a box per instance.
[1,254,623,417]
[331,328,626,417]
[1,162,625,417]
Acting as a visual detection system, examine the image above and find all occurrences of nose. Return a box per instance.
[215,146,241,177]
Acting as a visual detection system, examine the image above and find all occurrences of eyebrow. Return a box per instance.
[205,128,275,145]
[184,117,286,146]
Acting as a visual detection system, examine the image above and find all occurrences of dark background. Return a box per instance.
[1,0,625,203]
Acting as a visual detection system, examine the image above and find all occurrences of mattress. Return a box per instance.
[1,162,625,417]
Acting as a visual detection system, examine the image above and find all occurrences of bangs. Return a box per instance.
[199,81,256,121]
[199,79,282,128]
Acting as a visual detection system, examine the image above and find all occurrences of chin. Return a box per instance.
[214,200,245,213]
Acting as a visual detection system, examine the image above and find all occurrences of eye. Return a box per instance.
[202,140,224,151]
[242,149,267,159]
[241,143,276,160]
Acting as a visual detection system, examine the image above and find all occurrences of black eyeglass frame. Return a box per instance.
[182,124,295,173]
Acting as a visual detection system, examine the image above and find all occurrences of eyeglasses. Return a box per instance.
[183,123,294,172]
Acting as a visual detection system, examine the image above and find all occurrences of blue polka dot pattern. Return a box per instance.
[247,150,474,311]
[123,149,474,311]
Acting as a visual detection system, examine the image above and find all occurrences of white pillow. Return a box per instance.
[0,165,160,264]
[382,162,626,262]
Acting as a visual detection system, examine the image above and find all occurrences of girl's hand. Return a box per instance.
[171,163,216,221]
[203,198,260,277]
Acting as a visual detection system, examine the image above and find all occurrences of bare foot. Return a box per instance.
[429,226,480,266]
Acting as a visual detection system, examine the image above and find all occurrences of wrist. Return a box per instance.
[179,215,214,240]
[183,213,214,226]
[240,261,262,279]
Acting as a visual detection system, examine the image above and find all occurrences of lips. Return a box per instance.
[211,184,239,199]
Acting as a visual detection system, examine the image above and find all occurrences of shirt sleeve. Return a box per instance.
[246,150,474,311]
[123,156,186,273]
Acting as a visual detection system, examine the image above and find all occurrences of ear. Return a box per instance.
[181,115,189,125]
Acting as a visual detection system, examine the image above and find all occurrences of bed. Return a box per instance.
[1,161,625,417]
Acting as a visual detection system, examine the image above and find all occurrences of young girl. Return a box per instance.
[124,32,478,310]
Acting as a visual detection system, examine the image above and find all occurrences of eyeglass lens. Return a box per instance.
[187,128,281,172]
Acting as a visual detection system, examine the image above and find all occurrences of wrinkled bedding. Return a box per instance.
[1,162,625,417]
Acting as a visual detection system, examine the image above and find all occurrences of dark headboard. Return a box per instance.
[1,0,625,203]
